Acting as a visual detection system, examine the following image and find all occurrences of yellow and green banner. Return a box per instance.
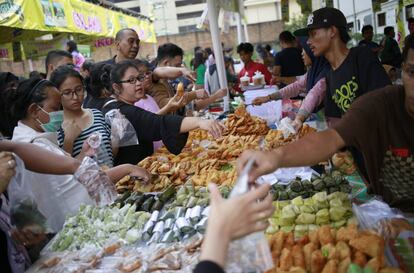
[0,0,156,43]
[397,0,407,48]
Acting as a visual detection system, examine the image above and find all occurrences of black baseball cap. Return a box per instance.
[294,7,350,40]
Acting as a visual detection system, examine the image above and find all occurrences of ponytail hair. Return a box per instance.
[88,62,113,98]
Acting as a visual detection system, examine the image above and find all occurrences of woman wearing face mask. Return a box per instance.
[252,36,330,130]
[50,65,113,167]
[9,78,151,231]
[102,60,226,165]
[10,78,94,232]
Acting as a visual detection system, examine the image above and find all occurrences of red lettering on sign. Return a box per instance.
[0,49,9,58]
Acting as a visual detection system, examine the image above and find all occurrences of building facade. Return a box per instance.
[109,0,297,36]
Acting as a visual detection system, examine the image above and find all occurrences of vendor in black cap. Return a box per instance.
[295,7,391,127]
[294,7,392,179]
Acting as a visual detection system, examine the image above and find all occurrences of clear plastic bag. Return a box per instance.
[74,156,117,206]
[277,117,297,138]
[8,155,50,233]
[352,197,412,238]
[105,109,139,148]
[86,132,113,167]
[225,159,274,273]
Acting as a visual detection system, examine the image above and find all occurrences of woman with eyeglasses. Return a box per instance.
[9,77,151,232]
[101,60,225,165]
[50,65,114,167]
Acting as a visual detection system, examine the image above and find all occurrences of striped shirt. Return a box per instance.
[57,109,113,167]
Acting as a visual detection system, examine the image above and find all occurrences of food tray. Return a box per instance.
[241,84,265,91]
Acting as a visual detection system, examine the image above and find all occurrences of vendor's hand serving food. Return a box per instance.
[237,150,280,183]
[252,95,271,106]
[179,68,196,83]
[199,120,226,139]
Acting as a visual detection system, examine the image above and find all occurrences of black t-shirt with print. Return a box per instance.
[325,46,391,119]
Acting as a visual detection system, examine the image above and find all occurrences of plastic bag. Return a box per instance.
[277,117,297,138]
[105,109,139,148]
[74,157,117,206]
[86,132,113,167]
[352,197,410,238]
[8,155,50,233]
[225,159,274,273]
[354,200,414,273]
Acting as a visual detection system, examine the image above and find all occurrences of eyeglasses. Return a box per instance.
[118,73,148,85]
[61,86,85,98]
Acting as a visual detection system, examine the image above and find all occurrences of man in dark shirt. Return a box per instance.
[358,25,381,55]
[238,35,414,213]
[273,31,305,87]
[103,28,140,65]
[295,7,390,121]
[380,26,403,68]
[294,7,390,180]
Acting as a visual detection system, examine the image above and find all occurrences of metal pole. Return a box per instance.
[243,21,249,42]
[352,0,357,33]
[207,0,229,111]
[236,13,244,43]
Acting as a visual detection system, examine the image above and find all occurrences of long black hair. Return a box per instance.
[0,72,20,137]
[107,60,138,94]
[66,40,78,53]
[49,64,83,90]
[88,62,113,98]
[9,78,55,127]
[193,51,206,70]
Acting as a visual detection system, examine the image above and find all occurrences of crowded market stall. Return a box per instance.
[21,79,413,272]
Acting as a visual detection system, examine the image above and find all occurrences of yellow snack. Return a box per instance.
[176,82,184,97]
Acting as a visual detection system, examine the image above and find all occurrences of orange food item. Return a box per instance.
[338,257,351,273]
[321,259,338,273]
[311,250,327,273]
[353,251,368,267]
[292,245,305,268]
[280,248,293,271]
[318,225,334,246]
[176,82,184,97]
[304,242,318,271]
[349,234,385,258]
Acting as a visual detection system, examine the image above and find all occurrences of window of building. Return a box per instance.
[109,0,134,3]
[347,22,354,32]
[364,14,373,26]
[179,24,198,33]
[405,4,414,19]
[177,11,203,20]
[175,0,205,7]
[129,6,141,13]
[377,13,386,27]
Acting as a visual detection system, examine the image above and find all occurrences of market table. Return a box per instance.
[25,105,413,273]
